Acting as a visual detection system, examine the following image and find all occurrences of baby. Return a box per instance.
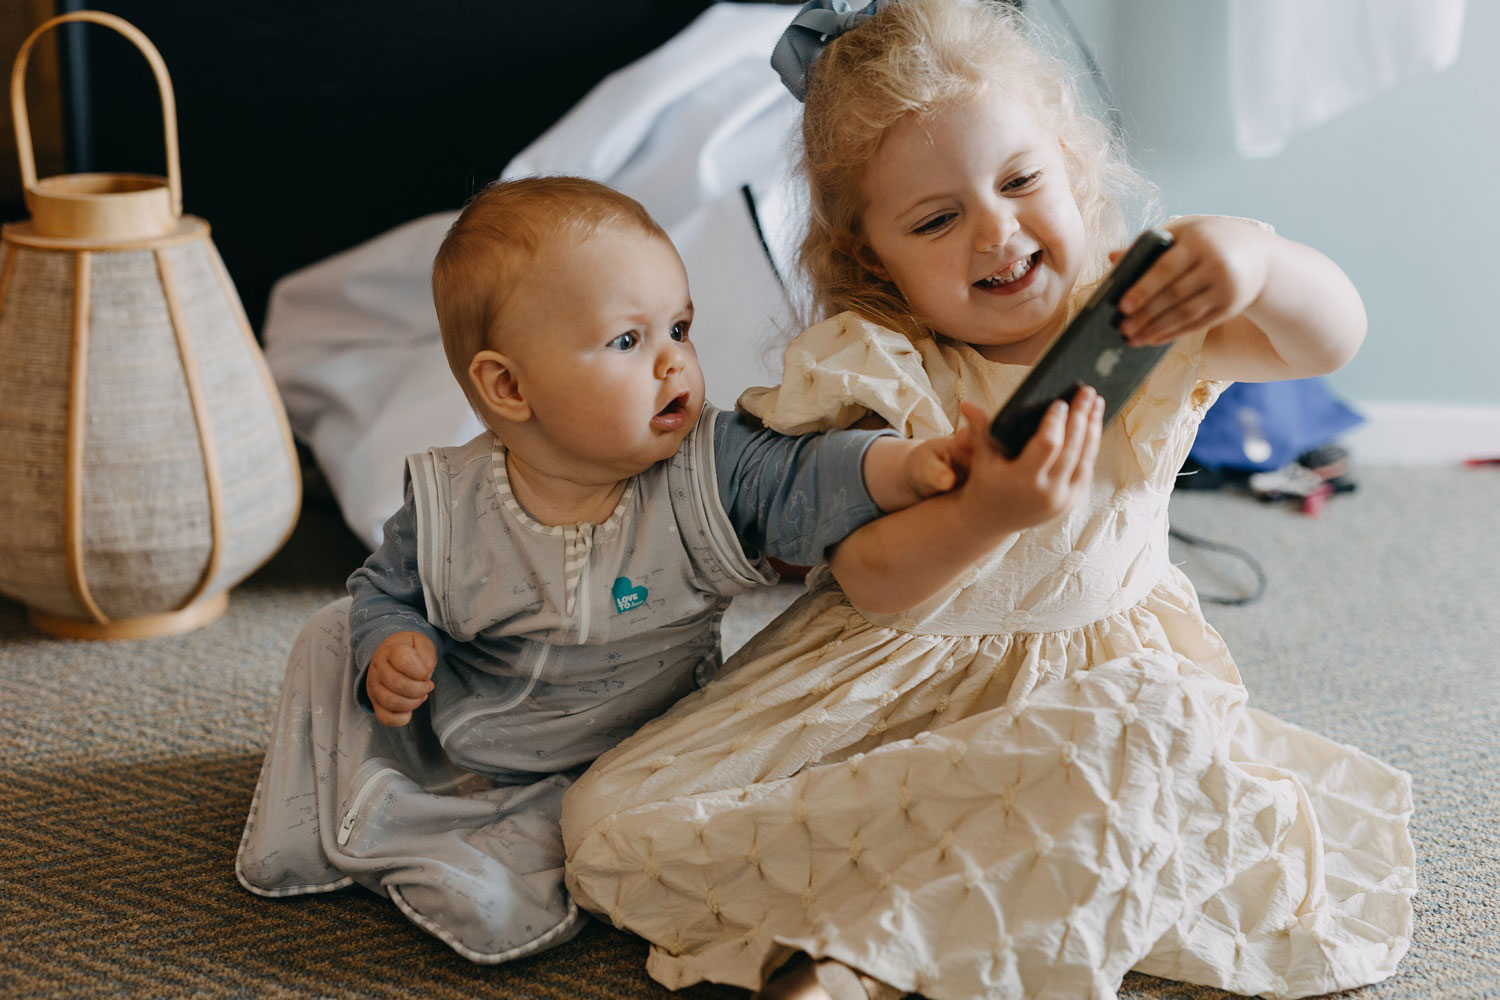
[236,176,1094,963]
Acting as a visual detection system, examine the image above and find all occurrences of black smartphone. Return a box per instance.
[989,228,1175,457]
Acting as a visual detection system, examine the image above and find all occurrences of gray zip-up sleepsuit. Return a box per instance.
[236,405,893,962]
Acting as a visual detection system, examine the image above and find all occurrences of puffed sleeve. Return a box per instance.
[738,312,952,439]
[1118,328,1228,492]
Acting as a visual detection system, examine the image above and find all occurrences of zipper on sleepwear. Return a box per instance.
[434,521,599,744]
[577,550,592,644]
[435,643,554,745]
[337,764,400,847]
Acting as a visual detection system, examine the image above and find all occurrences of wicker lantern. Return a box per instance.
[0,11,300,639]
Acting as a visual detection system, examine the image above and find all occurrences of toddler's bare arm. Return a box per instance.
[1117,216,1366,383]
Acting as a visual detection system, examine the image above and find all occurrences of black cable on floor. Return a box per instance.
[1169,525,1268,606]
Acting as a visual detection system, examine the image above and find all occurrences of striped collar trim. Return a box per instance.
[489,440,634,538]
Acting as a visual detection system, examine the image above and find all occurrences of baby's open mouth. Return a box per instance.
[975,251,1040,288]
[657,392,689,417]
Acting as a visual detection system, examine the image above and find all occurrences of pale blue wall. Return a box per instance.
[1033,0,1497,405]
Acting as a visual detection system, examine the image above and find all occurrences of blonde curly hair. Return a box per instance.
[797,0,1155,342]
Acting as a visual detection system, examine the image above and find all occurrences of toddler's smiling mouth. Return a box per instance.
[975,251,1041,292]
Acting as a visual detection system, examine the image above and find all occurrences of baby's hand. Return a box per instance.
[861,431,966,511]
[368,631,437,727]
[1117,216,1272,347]
[953,390,1103,533]
[901,434,965,501]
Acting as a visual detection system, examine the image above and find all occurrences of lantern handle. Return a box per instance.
[10,10,182,218]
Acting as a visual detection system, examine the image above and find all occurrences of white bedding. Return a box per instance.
[263,3,807,548]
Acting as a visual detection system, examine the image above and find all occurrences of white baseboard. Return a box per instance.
[1343,401,1500,465]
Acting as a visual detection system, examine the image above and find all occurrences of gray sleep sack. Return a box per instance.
[236,412,777,962]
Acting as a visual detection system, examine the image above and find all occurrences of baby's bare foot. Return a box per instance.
[756,954,826,1000]
[757,954,902,1000]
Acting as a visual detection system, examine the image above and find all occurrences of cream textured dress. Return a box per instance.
[560,313,1416,1000]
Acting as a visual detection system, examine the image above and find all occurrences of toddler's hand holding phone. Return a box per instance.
[368,630,437,727]
[827,391,1102,616]
[957,391,1104,536]
[1118,216,1272,346]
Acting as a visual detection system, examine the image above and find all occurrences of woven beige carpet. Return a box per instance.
[3,466,1497,998]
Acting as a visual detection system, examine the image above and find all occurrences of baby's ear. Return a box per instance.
[851,240,890,280]
[469,350,530,423]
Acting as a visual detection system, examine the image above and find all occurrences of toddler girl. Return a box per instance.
[235,175,1096,964]
[559,3,1414,998]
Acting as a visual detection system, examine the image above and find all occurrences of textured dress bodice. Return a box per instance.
[741,312,1221,637]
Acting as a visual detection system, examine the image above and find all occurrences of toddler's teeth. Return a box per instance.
[976,253,1036,287]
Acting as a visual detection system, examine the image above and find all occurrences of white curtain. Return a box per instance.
[1228,0,1465,158]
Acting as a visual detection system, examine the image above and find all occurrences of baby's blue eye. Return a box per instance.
[608,331,639,351]
[912,213,955,236]
[671,321,690,342]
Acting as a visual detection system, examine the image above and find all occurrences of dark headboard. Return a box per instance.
[55,0,730,333]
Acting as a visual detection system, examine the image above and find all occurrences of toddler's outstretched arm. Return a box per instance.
[830,389,1104,615]
[1117,215,1366,383]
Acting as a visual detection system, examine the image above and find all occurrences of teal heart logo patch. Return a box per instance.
[612,576,648,614]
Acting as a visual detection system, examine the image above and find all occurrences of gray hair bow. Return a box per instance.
[771,0,889,102]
